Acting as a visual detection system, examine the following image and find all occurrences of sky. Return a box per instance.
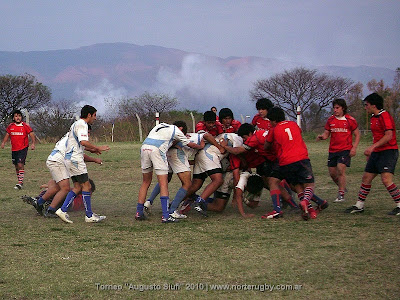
[1,0,399,69]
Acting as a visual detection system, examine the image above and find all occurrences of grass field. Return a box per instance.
[0,138,399,299]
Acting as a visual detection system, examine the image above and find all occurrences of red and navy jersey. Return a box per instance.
[251,114,271,130]
[370,110,398,152]
[243,130,276,161]
[6,122,33,151]
[223,119,241,133]
[195,121,223,136]
[242,149,266,168]
[324,114,358,153]
[266,120,308,166]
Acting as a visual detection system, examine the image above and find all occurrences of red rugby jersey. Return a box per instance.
[370,110,398,152]
[195,121,224,136]
[251,114,271,130]
[243,130,276,161]
[6,122,33,151]
[223,119,242,133]
[324,114,358,152]
[266,120,308,166]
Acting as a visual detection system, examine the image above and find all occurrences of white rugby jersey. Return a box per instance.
[65,119,89,162]
[142,123,190,154]
[47,132,69,163]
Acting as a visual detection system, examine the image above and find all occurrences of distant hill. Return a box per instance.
[0,42,396,118]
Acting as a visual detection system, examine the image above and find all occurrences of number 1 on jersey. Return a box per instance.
[285,128,293,140]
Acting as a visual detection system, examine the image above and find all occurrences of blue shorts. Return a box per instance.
[327,150,351,167]
[365,149,398,174]
[12,147,28,165]
[256,159,277,177]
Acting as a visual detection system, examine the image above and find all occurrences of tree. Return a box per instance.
[117,92,178,134]
[367,68,400,126]
[30,100,78,140]
[250,67,355,130]
[0,74,51,127]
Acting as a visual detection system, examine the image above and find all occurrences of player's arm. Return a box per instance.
[1,133,10,148]
[80,140,110,154]
[84,153,103,164]
[187,139,205,150]
[203,133,225,153]
[234,187,255,218]
[316,130,330,141]
[29,131,36,150]
[350,128,361,157]
[220,139,247,155]
[364,130,393,157]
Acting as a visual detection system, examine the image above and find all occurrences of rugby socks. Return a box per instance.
[17,170,24,184]
[270,190,281,212]
[284,196,298,208]
[37,197,45,206]
[160,196,170,219]
[311,194,325,206]
[357,183,371,203]
[279,180,292,194]
[82,191,93,218]
[136,203,144,215]
[195,195,208,209]
[338,189,345,198]
[169,188,187,213]
[385,183,400,204]
[61,191,77,212]
[303,187,314,203]
[147,183,160,205]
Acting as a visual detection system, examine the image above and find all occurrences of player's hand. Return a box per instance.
[95,158,103,165]
[99,145,110,151]
[364,146,374,157]
[316,135,323,141]
[30,144,35,150]
[0,143,4,149]
[350,148,357,157]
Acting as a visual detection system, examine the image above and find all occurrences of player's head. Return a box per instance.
[203,110,217,130]
[81,105,97,119]
[364,93,384,110]
[173,120,188,135]
[219,108,234,126]
[11,109,23,123]
[246,174,264,195]
[332,98,347,115]
[211,106,217,114]
[256,98,274,110]
[267,107,285,123]
[237,123,255,139]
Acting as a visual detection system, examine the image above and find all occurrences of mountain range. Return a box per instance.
[0,42,396,118]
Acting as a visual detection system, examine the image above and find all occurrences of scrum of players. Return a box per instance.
[18,93,400,223]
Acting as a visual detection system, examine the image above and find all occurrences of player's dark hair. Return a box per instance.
[267,107,285,122]
[173,121,188,135]
[204,111,217,122]
[211,106,217,111]
[247,175,264,195]
[256,98,274,110]
[89,178,96,193]
[219,107,234,120]
[11,109,23,121]
[333,98,347,114]
[364,93,384,110]
[80,105,97,118]
[237,123,255,137]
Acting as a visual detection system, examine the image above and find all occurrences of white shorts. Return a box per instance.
[46,159,70,183]
[193,145,223,175]
[216,171,234,195]
[167,148,190,174]
[65,158,88,177]
[141,145,169,175]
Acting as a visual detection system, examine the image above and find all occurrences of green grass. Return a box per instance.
[0,139,399,299]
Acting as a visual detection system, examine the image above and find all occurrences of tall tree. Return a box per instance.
[250,67,355,130]
[0,74,51,127]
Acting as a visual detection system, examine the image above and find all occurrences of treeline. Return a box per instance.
[0,67,399,142]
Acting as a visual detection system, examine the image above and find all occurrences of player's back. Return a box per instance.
[273,121,308,166]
